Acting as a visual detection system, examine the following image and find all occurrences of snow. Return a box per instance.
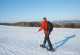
[0,25,80,55]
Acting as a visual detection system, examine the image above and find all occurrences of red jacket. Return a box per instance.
[38,20,48,32]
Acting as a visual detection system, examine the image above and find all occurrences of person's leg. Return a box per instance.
[47,33,53,50]
[47,37,53,49]
[41,31,47,47]
[42,36,47,46]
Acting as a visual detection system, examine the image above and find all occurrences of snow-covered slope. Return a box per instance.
[0,25,80,55]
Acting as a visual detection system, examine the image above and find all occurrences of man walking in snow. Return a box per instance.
[38,17,54,51]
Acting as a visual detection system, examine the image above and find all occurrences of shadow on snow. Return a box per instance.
[53,34,76,49]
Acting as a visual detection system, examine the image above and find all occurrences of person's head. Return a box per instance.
[43,17,47,21]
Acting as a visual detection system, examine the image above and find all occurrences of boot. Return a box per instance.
[47,47,55,51]
[40,44,46,48]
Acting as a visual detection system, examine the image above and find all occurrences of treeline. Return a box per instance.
[0,22,40,27]
[0,22,80,28]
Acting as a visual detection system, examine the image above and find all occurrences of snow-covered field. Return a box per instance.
[0,25,80,55]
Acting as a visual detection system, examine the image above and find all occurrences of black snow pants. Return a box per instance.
[43,31,53,49]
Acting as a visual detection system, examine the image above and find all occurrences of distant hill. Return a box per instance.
[53,20,80,24]
[0,20,80,28]
[0,22,40,27]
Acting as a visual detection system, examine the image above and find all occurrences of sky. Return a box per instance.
[0,0,80,22]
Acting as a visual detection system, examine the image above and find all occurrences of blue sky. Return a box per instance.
[0,0,80,22]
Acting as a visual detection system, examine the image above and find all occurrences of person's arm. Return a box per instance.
[38,27,42,31]
[38,21,44,32]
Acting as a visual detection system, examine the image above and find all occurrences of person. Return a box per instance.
[38,17,54,50]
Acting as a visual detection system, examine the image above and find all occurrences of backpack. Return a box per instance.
[48,21,53,33]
